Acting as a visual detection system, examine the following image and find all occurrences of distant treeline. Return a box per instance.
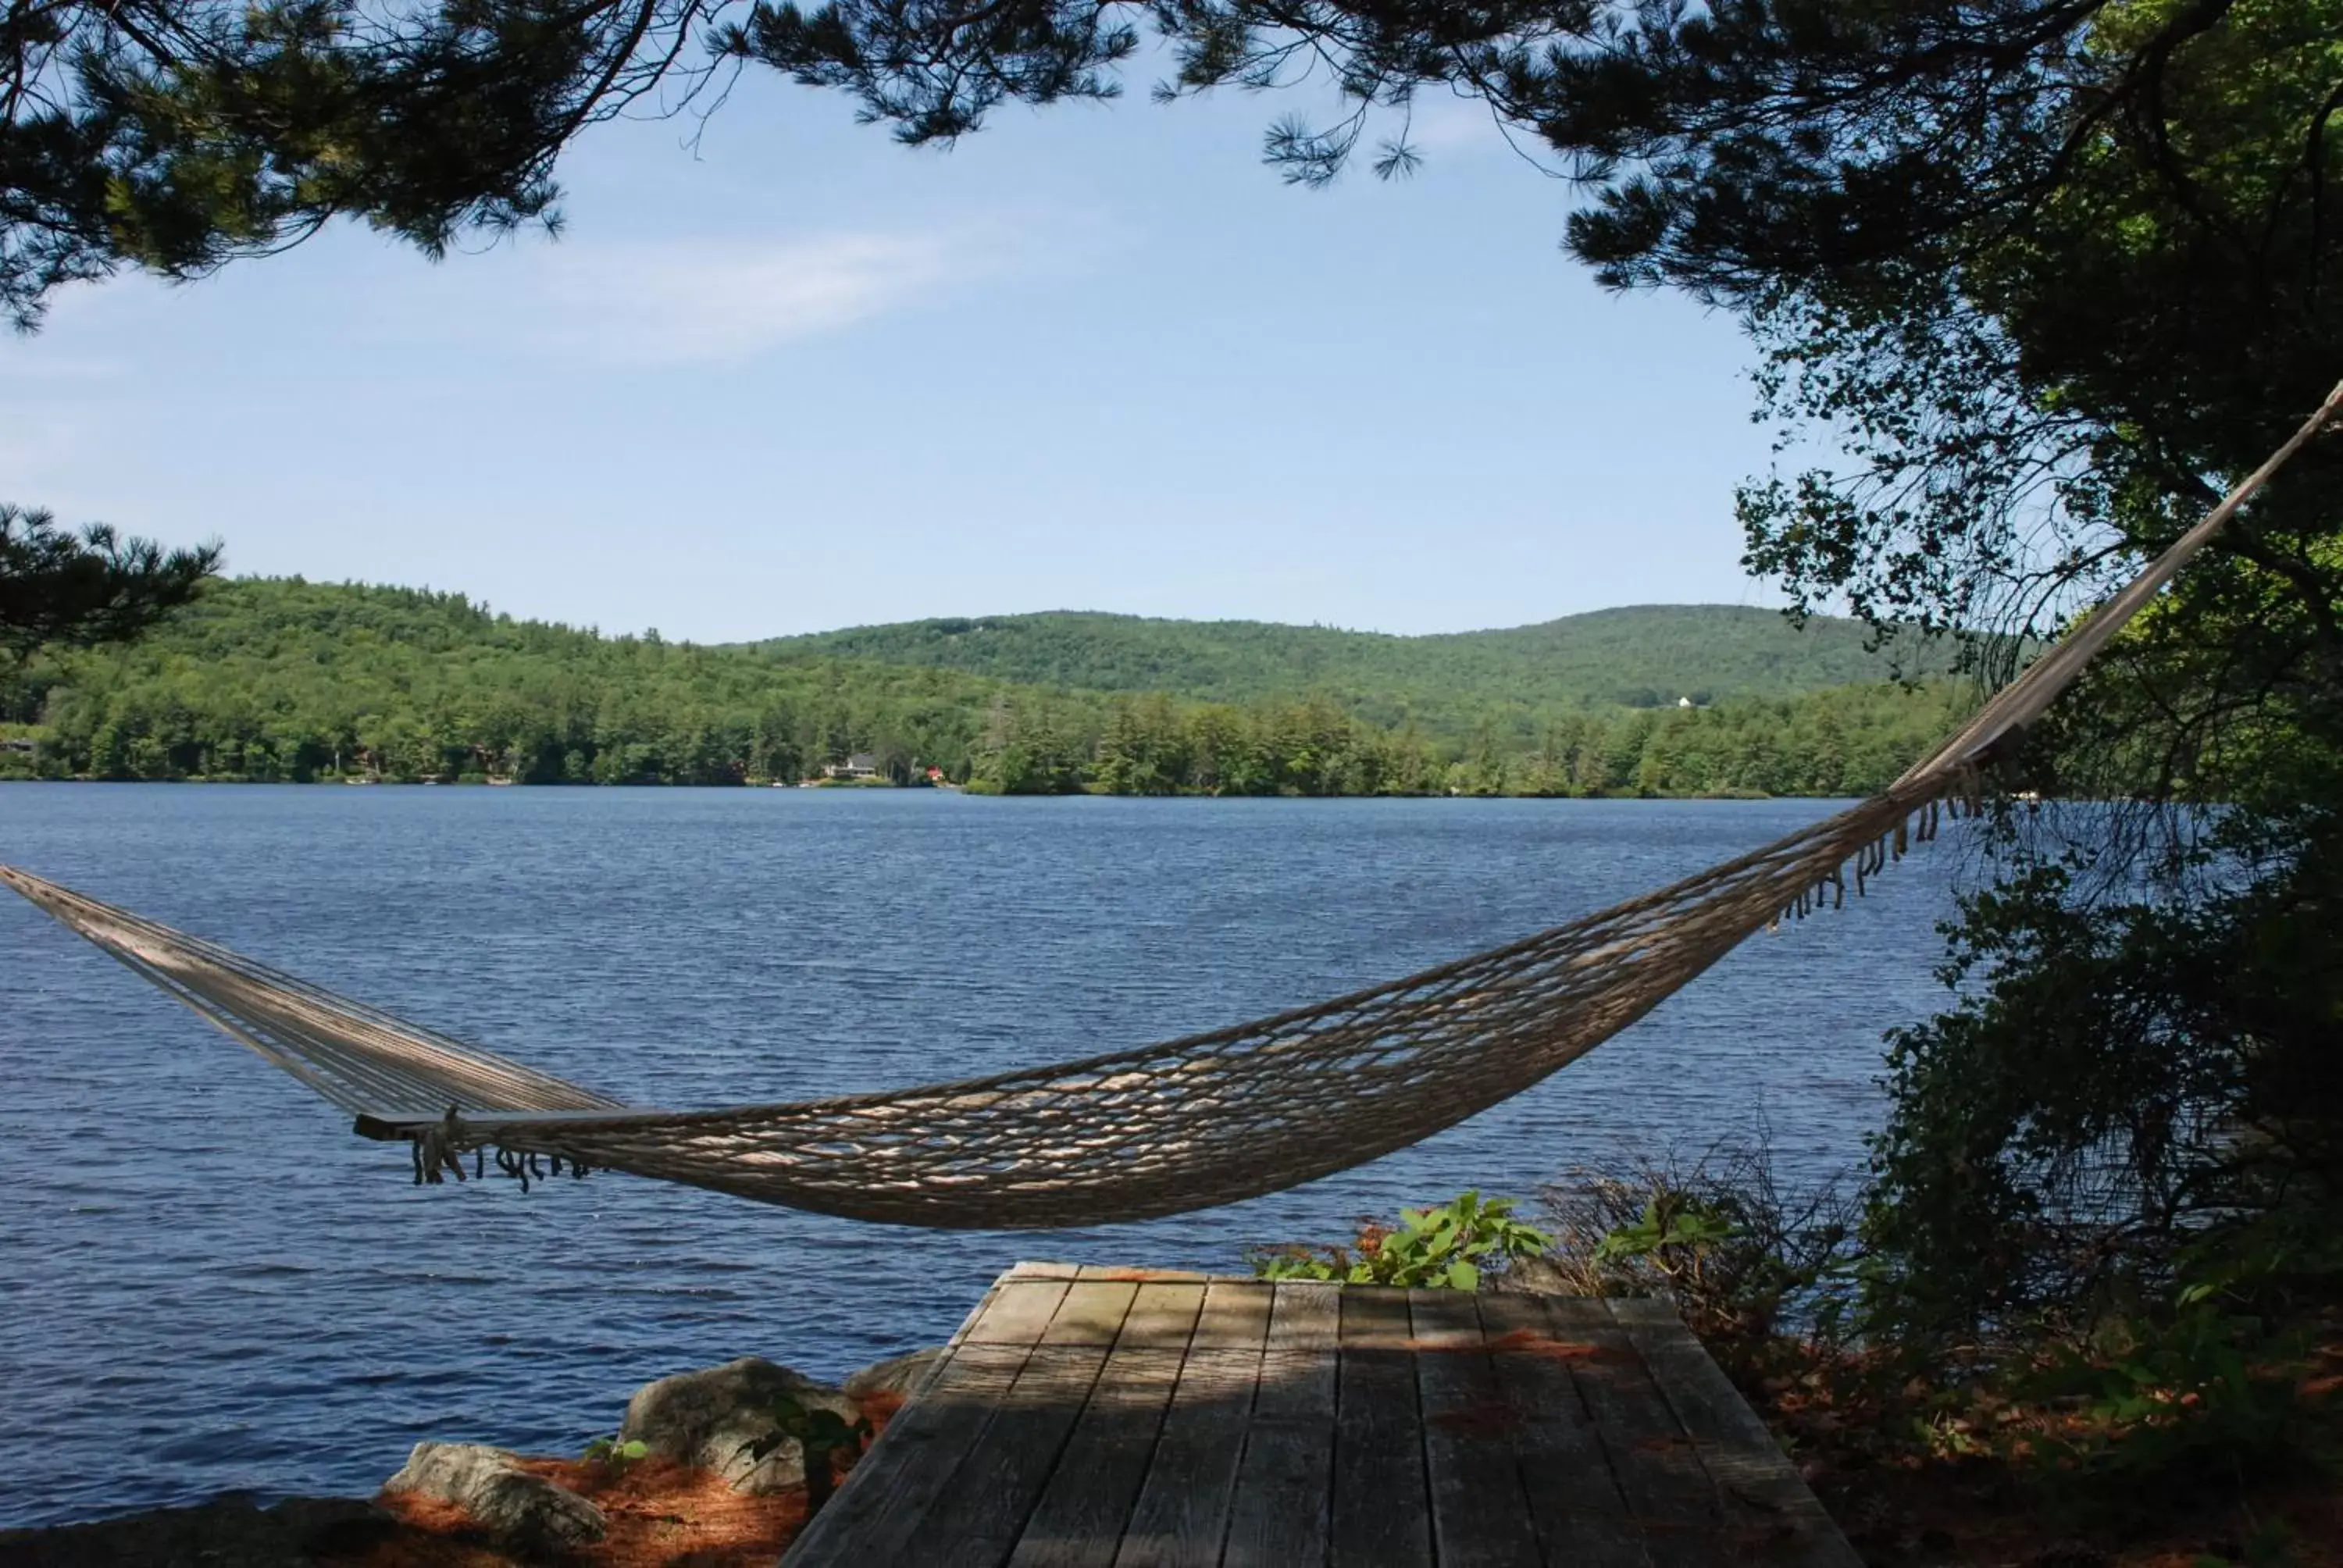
[971,687,1970,797]
[0,579,1974,797]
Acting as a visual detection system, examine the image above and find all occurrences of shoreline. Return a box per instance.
[0,776,1835,801]
[0,1352,938,1568]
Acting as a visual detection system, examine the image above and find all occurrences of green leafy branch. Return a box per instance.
[1251,1191,1552,1290]
[737,1392,873,1515]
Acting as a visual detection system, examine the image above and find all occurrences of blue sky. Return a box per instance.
[2,60,1788,642]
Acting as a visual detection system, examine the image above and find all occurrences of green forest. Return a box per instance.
[0,578,1972,796]
[765,602,1960,717]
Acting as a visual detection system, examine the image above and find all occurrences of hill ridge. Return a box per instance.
[754,600,1949,718]
[760,600,1804,643]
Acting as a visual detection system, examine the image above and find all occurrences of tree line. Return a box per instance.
[0,578,1968,797]
[971,685,1967,798]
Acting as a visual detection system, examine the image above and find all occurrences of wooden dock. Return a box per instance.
[783,1262,1858,1566]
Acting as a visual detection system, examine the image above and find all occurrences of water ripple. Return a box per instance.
[0,785,1966,1527]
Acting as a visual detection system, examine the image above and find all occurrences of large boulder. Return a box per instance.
[619,1356,858,1494]
[843,1347,944,1408]
[384,1441,606,1557]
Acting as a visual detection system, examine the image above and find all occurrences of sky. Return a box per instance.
[0,57,1792,643]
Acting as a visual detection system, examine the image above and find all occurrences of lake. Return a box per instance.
[0,786,1969,1527]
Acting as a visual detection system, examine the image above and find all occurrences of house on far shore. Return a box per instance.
[826,753,883,782]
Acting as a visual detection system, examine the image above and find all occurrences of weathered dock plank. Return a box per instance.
[1119,1281,1207,1349]
[781,1266,1857,1568]
[968,1278,1075,1346]
[1477,1292,1650,1568]
[1042,1281,1140,1348]
[1221,1281,1340,1568]
[1331,1286,1435,1568]
[782,1342,1028,1565]
[915,1346,1111,1568]
[1544,1296,1726,1568]
[1007,1346,1185,1568]
[1115,1282,1271,1567]
[1220,1345,1336,1567]
[1410,1287,1542,1567]
[1612,1298,1865,1568]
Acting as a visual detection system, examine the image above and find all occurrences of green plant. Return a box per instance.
[736,1392,874,1515]
[1250,1191,1552,1290]
[580,1435,648,1469]
[1593,1192,1739,1268]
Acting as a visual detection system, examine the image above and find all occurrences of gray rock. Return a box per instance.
[384,1440,605,1557]
[1492,1256,1590,1295]
[842,1347,944,1406]
[620,1356,859,1494]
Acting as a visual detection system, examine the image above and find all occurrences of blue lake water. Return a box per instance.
[0,786,1970,1527]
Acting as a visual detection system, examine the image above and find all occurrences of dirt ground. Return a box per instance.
[1742,1336,2343,1568]
[323,1456,811,1568]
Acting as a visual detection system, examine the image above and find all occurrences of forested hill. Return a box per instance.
[755,604,1956,718]
[0,578,1975,796]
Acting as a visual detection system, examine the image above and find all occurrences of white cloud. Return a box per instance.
[363,215,1089,370]
[514,230,983,366]
[2,209,1094,376]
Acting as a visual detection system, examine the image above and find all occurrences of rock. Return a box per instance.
[1492,1256,1585,1295]
[384,1441,606,1556]
[0,1494,392,1568]
[619,1356,859,1494]
[842,1348,944,1406]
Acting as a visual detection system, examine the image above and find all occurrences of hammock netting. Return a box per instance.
[7,387,2339,1229]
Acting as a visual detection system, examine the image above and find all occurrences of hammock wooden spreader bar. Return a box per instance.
[7,385,2340,1229]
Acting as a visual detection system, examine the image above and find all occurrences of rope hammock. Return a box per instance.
[9,387,2340,1229]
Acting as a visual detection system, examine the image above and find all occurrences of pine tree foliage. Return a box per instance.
[6,0,2310,336]
[0,0,706,329]
[0,504,219,661]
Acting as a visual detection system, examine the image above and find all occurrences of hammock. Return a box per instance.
[8,387,2339,1229]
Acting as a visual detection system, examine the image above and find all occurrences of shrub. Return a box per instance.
[1247,1191,1552,1290]
[1536,1137,1863,1353]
